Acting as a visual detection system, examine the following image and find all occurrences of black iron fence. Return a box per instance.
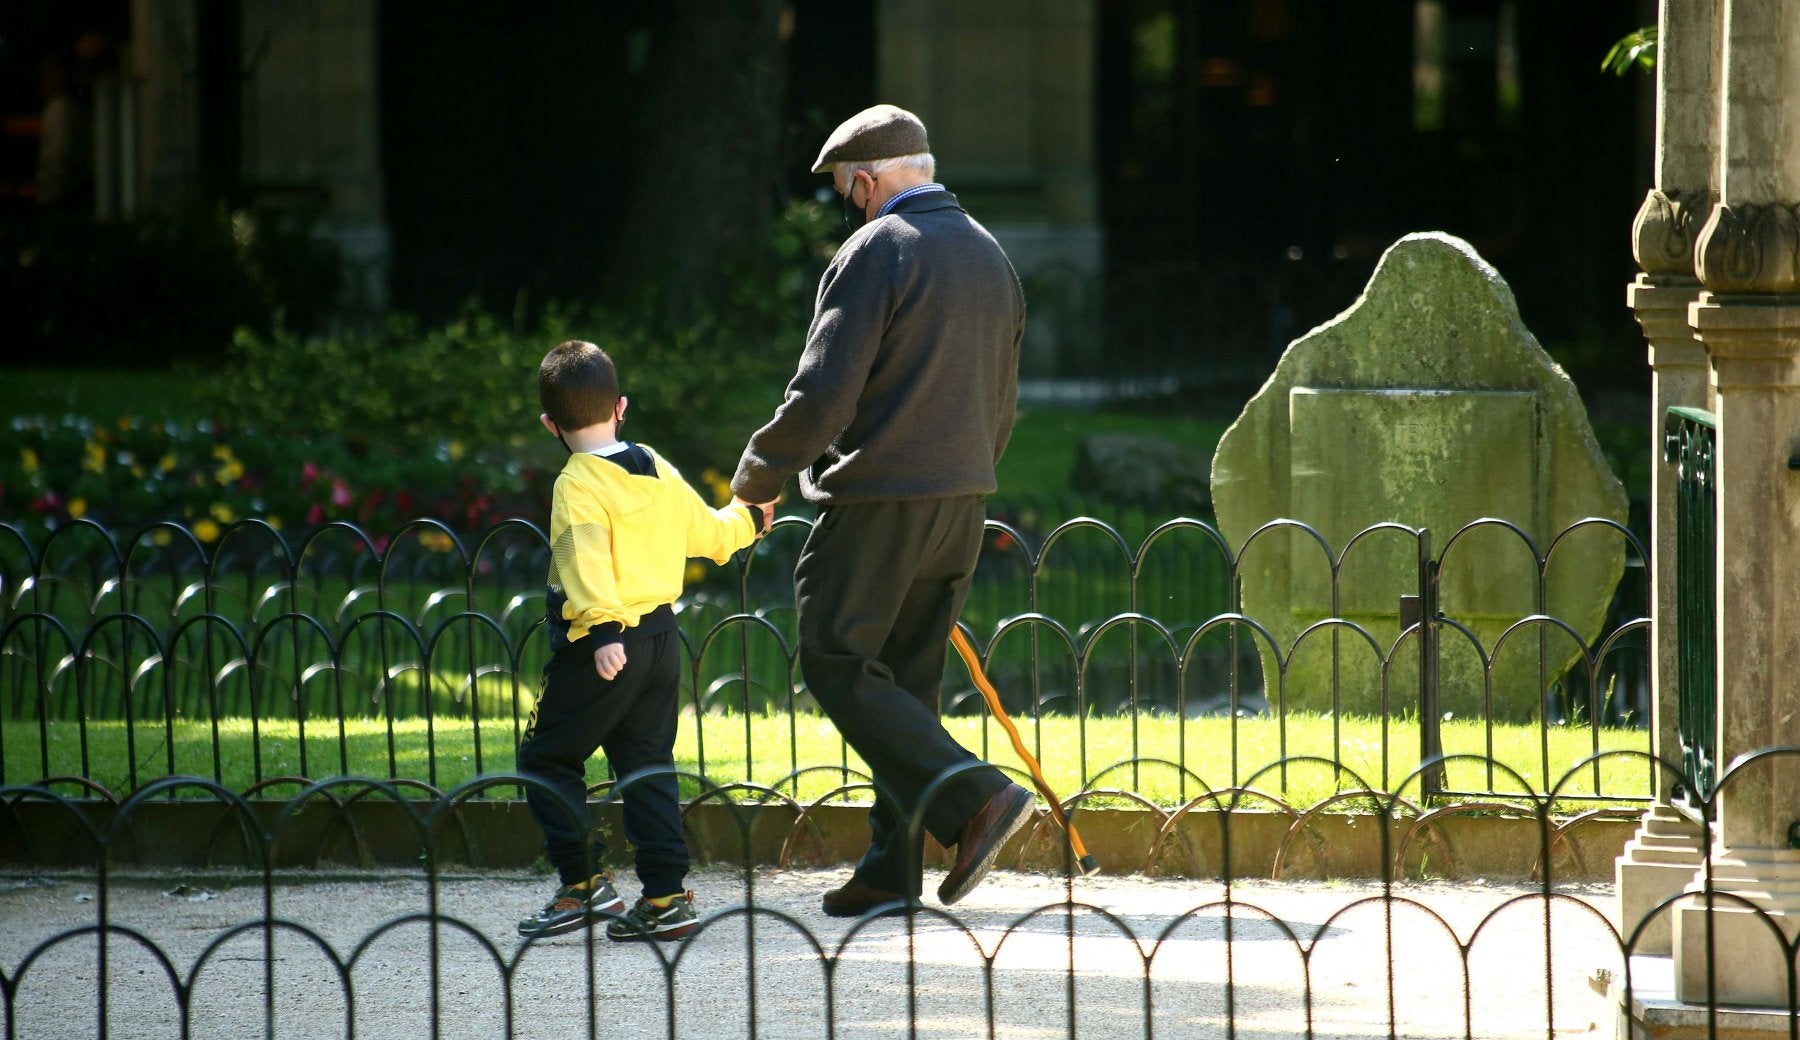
[1666,407,1717,808]
[2,509,1650,807]
[2,750,1795,1039]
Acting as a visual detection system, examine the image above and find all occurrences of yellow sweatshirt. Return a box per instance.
[545,443,758,649]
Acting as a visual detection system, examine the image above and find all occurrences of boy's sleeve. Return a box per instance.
[551,497,634,646]
[656,453,758,564]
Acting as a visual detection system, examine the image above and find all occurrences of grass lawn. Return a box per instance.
[995,407,1231,496]
[6,712,1653,813]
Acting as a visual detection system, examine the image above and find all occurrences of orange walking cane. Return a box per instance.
[949,626,1101,877]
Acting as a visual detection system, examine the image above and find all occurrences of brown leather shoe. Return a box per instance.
[821,877,908,917]
[937,784,1035,906]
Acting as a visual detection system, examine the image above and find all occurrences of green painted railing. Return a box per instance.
[1665,406,1716,804]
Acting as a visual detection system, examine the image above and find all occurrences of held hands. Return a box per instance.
[731,495,779,537]
[593,642,627,681]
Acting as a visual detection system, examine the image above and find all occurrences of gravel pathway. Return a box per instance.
[1,867,1622,1039]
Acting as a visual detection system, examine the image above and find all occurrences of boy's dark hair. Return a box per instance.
[538,340,620,430]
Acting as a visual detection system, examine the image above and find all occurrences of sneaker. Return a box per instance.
[517,874,625,938]
[605,891,700,942]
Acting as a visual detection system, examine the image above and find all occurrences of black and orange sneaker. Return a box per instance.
[517,874,625,938]
[605,891,699,942]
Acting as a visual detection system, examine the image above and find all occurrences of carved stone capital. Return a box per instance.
[1695,201,1800,293]
[1632,188,1708,277]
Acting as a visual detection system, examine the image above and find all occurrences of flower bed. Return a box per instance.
[3,413,551,544]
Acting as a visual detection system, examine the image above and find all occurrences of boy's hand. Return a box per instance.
[594,642,627,680]
[732,495,777,536]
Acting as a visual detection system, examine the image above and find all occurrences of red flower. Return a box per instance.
[301,461,320,486]
[307,503,324,525]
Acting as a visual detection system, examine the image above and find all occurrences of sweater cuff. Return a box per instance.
[589,621,625,647]
[730,466,783,509]
[739,503,767,536]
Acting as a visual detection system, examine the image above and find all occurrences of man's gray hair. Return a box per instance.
[838,152,936,183]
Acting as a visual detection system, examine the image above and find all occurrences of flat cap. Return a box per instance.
[811,104,929,173]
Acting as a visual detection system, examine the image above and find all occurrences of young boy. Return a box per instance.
[517,340,765,941]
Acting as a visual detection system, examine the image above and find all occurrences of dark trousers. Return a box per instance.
[517,628,688,896]
[795,495,1009,895]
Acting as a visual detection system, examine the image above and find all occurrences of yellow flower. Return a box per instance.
[215,458,244,484]
[131,465,145,478]
[152,529,172,547]
[420,530,455,553]
[20,447,38,473]
[211,445,233,461]
[268,516,283,530]
[159,453,177,473]
[447,439,466,461]
[68,498,87,519]
[192,518,220,543]
[82,442,105,474]
[210,502,236,524]
[684,561,706,585]
[701,467,731,506]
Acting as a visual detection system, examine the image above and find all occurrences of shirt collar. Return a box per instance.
[877,182,946,218]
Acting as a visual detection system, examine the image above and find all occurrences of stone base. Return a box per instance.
[1615,805,1707,954]
[1672,848,1800,1007]
[1617,955,1799,1038]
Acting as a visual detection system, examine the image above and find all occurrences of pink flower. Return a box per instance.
[331,478,351,508]
[301,461,320,485]
[306,503,324,525]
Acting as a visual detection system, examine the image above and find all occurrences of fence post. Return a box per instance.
[1413,530,1446,797]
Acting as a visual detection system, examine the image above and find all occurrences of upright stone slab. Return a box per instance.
[1210,232,1628,719]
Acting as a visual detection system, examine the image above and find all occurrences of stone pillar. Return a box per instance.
[1614,0,1715,958]
[239,0,389,314]
[1672,293,1800,1007]
[1620,0,1713,957]
[876,0,1100,377]
[1661,0,1800,1012]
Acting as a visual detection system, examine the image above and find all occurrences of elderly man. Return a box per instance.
[732,104,1032,915]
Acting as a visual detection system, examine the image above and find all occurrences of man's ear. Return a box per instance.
[539,413,558,436]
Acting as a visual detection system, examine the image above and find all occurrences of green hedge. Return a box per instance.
[2,201,839,539]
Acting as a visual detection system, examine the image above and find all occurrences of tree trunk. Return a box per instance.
[605,1,786,319]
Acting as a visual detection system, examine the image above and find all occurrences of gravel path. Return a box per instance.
[1,867,1622,1039]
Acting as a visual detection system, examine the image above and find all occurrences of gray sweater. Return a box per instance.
[731,190,1025,505]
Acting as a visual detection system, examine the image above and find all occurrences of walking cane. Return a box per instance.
[949,626,1102,877]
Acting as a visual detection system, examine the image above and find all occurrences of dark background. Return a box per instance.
[0,0,1653,403]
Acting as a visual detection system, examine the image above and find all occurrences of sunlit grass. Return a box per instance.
[3,711,1653,813]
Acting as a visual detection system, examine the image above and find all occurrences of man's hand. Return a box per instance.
[593,642,627,681]
[732,495,778,536]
